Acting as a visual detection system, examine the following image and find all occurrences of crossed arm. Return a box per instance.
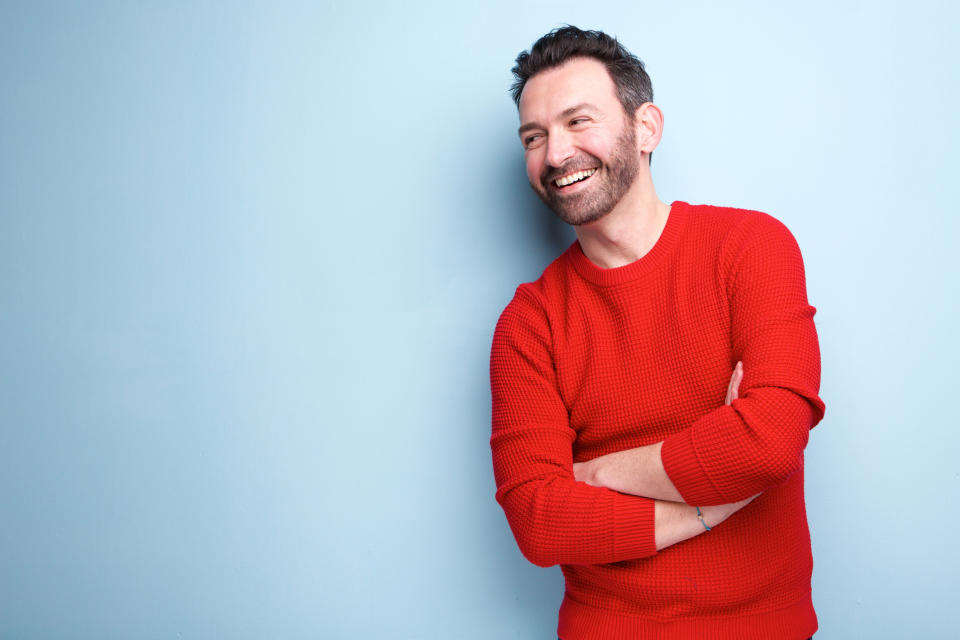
[576,363,760,552]
[490,215,824,567]
[490,290,758,566]
[573,363,744,502]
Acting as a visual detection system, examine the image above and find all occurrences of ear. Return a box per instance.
[632,102,664,154]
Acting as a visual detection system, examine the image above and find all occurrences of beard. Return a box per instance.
[530,125,641,226]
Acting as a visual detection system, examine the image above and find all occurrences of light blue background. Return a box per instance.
[2,1,957,638]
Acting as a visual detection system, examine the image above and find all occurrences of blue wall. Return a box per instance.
[2,1,958,637]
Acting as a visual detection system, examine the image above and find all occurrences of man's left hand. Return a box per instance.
[572,459,598,485]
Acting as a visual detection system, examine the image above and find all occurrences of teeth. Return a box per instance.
[555,168,596,187]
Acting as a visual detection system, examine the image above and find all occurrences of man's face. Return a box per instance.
[517,57,642,226]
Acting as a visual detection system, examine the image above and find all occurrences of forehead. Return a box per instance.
[518,56,621,123]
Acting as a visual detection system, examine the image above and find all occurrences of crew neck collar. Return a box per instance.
[567,200,688,287]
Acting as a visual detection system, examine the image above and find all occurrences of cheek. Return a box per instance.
[579,139,611,163]
[576,129,617,161]
[525,154,543,185]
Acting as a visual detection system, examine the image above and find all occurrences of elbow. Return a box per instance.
[735,389,814,490]
[495,481,564,568]
[517,538,559,568]
[757,456,803,488]
[498,506,562,568]
[748,436,806,488]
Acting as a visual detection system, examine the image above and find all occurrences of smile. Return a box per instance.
[554,168,597,188]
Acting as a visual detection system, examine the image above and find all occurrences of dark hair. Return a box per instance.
[510,26,655,163]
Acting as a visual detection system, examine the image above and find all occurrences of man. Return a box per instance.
[489,26,825,640]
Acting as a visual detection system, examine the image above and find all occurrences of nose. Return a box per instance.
[545,128,576,169]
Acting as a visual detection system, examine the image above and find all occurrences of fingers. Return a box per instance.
[725,361,744,405]
[572,462,585,482]
[731,361,743,401]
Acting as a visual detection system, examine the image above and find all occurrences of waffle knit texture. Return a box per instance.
[489,200,825,640]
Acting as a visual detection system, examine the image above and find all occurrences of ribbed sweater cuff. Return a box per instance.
[661,429,726,505]
[611,492,658,559]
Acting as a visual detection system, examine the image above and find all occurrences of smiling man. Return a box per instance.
[489,27,825,640]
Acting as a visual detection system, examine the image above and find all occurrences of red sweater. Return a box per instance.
[489,200,825,640]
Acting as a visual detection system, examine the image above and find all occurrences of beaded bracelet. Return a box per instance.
[696,506,711,531]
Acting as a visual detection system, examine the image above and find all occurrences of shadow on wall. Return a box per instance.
[491,151,577,274]
[473,139,575,634]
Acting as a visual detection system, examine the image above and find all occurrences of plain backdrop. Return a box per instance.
[2,1,958,638]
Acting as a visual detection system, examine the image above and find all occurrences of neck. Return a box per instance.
[574,173,671,269]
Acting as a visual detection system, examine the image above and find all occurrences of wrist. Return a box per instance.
[573,457,604,488]
[591,456,607,485]
[584,456,606,488]
[695,506,711,531]
[697,504,729,528]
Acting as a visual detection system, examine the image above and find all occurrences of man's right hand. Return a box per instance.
[712,360,758,522]
[699,361,758,533]
[725,360,743,405]
[654,361,757,551]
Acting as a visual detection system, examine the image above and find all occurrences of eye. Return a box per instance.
[570,117,589,126]
[523,134,543,149]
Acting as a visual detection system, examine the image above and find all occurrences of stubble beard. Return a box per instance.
[532,125,641,227]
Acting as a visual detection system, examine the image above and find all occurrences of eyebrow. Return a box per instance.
[518,102,600,138]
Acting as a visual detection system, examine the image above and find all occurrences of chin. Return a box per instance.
[572,211,611,226]
[552,198,614,227]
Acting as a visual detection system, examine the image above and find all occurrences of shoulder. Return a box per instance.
[681,202,802,268]
[681,201,794,241]
[491,241,586,362]
[674,202,807,295]
[493,241,579,325]
[492,278,551,353]
[694,207,810,304]
[667,202,800,282]
[490,282,555,378]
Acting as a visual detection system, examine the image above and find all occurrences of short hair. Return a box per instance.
[510,26,655,164]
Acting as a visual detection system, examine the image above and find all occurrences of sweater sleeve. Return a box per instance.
[660,213,826,506]
[490,285,657,567]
